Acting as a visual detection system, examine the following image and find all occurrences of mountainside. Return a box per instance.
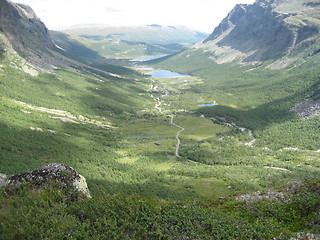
[200,0,320,66]
[0,0,53,52]
[0,0,137,75]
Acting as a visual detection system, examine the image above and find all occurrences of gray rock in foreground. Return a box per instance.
[3,163,91,198]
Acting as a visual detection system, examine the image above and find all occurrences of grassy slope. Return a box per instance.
[0,55,236,200]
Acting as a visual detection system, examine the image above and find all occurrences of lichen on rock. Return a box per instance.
[0,173,8,187]
[72,174,91,199]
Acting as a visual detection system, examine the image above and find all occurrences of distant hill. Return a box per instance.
[58,24,208,45]
[51,31,187,60]
[53,24,208,60]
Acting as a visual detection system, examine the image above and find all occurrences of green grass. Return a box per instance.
[174,116,228,141]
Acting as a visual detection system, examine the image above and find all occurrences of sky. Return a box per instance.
[13,0,255,33]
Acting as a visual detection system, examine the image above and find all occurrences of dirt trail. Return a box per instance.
[170,116,185,158]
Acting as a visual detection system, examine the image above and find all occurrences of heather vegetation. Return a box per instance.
[1,176,319,239]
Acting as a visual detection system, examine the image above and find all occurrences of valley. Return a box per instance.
[1,0,320,239]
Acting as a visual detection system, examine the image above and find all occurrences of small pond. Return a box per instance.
[147,70,190,78]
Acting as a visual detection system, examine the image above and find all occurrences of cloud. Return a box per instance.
[12,0,256,32]
[104,7,123,13]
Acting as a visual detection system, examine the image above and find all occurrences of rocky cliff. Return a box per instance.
[0,0,79,70]
[0,0,57,68]
[0,0,54,51]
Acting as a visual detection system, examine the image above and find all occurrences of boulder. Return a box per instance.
[4,163,91,198]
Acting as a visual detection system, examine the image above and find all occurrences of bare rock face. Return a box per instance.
[5,163,91,198]
[204,2,294,62]
[292,96,320,119]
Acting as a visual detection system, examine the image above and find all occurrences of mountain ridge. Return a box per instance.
[200,0,320,66]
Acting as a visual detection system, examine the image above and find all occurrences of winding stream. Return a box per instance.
[210,117,257,147]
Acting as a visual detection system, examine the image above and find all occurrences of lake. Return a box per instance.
[198,104,216,107]
[147,70,190,78]
[130,56,165,62]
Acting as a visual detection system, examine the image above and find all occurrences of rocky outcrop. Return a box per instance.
[204,2,293,61]
[2,163,91,198]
